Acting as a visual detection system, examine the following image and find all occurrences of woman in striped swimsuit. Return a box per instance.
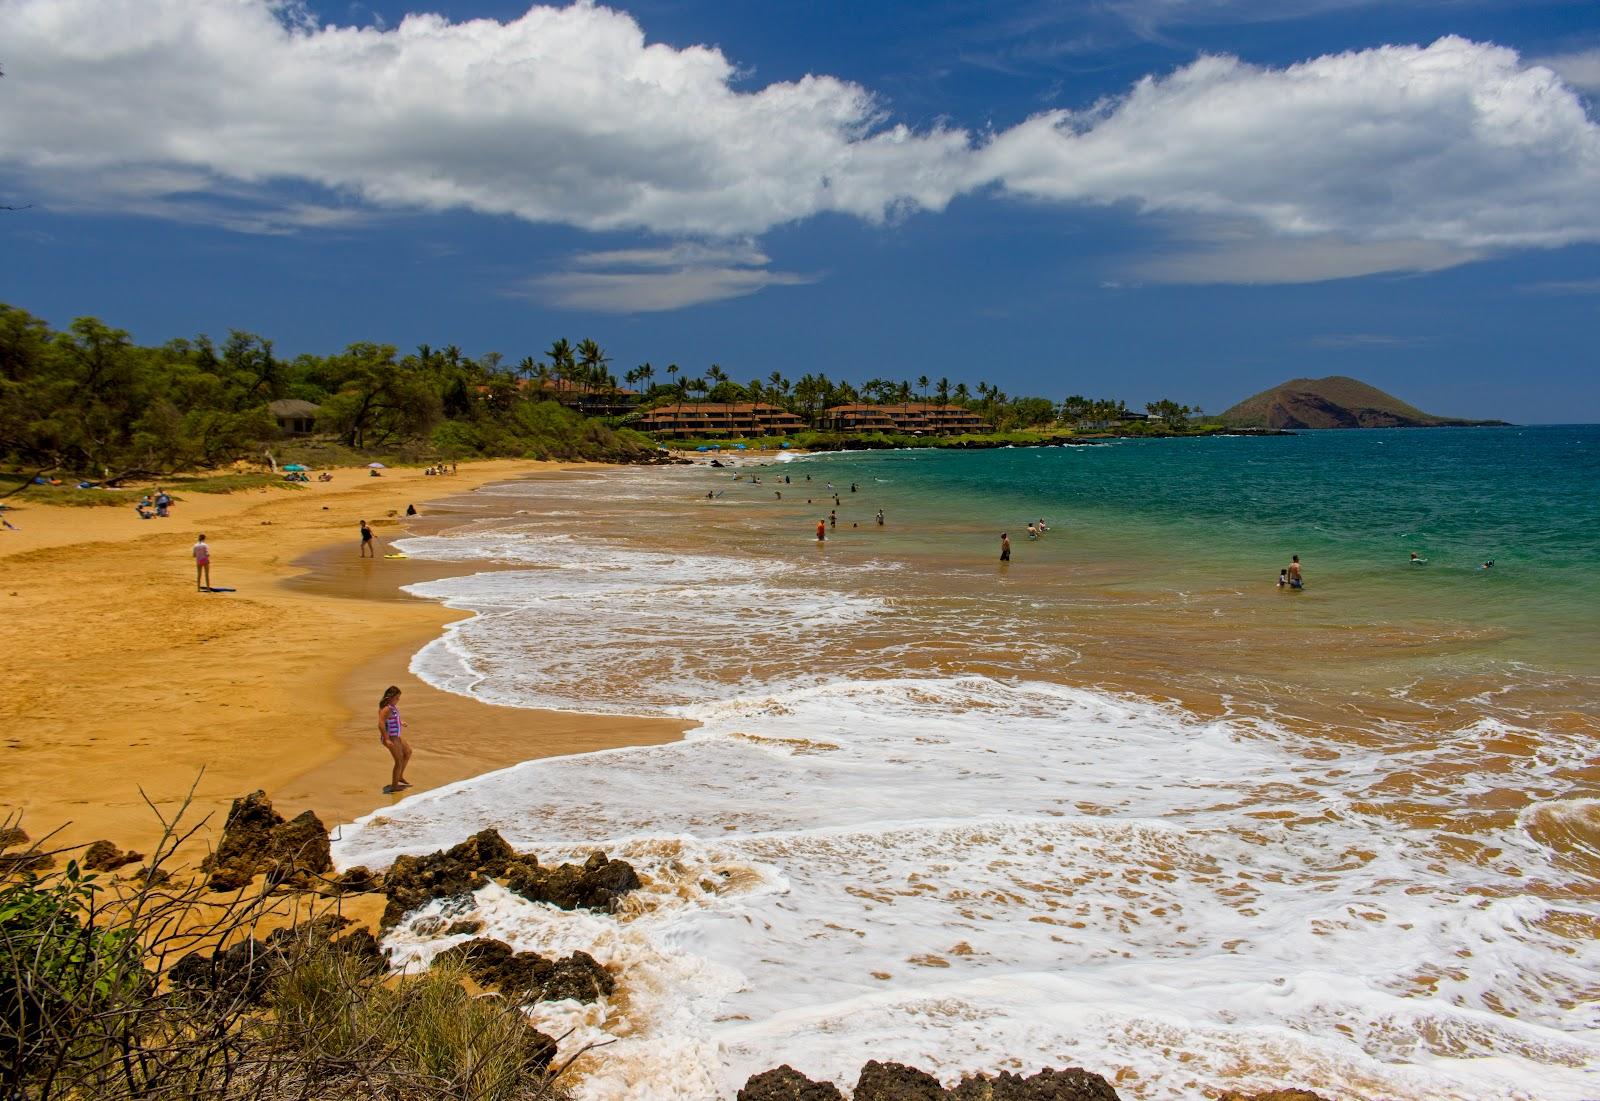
[378,685,412,792]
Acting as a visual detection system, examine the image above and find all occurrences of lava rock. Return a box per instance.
[433,938,613,1003]
[949,1067,1122,1100]
[445,829,516,877]
[503,850,641,912]
[83,840,143,872]
[1217,1092,1330,1101]
[379,849,489,928]
[203,791,331,891]
[324,865,382,895]
[854,1061,948,1101]
[737,1065,846,1101]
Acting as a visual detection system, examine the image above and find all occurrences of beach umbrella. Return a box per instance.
[283,463,308,471]
[734,444,747,450]
[695,446,710,452]
[367,462,387,469]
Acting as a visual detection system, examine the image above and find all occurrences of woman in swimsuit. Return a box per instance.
[378,685,412,792]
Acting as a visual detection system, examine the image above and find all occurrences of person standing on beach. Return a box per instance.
[378,685,412,792]
[359,520,375,558]
[193,534,212,591]
[1000,532,1011,562]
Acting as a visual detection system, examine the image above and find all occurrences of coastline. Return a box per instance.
[1,460,684,858]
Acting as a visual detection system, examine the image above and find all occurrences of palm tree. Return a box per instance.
[547,339,576,385]
[917,375,930,402]
[954,382,971,404]
[936,377,950,406]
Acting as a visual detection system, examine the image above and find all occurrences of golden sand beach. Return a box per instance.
[0,462,684,858]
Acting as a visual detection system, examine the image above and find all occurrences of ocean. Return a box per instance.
[332,426,1600,1100]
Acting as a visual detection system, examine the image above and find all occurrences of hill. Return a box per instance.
[1218,376,1508,429]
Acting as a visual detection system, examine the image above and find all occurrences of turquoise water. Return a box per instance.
[800,425,1600,677]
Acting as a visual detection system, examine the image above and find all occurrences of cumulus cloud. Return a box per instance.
[1,3,1598,290]
[1534,48,1600,92]
[513,242,817,312]
[0,0,973,236]
[977,37,1600,251]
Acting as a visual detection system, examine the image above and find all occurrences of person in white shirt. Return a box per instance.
[193,534,211,591]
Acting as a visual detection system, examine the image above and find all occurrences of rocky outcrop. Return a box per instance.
[1218,1092,1330,1101]
[738,1064,1122,1101]
[738,1066,847,1101]
[433,937,613,1003]
[378,830,640,927]
[202,791,332,891]
[0,826,53,873]
[503,850,641,912]
[83,840,144,871]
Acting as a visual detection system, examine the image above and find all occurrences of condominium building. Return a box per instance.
[821,403,991,434]
[631,402,807,438]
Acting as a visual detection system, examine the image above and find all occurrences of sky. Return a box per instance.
[2,0,1598,423]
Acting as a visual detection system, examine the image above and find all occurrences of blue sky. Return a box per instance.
[2,0,1597,422]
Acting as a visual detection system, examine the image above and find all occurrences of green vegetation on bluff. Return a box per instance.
[0,304,653,477]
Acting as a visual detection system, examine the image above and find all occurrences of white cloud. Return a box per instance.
[1533,48,1600,92]
[1135,237,1479,284]
[513,243,817,312]
[0,0,972,236]
[977,37,1600,251]
[1,4,1598,289]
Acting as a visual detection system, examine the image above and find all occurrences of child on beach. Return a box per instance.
[378,685,412,792]
[193,534,211,591]
[360,520,374,557]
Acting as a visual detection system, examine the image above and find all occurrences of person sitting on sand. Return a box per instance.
[406,503,417,517]
[136,502,153,520]
[378,685,412,792]
[319,472,333,482]
[360,520,374,558]
[369,467,381,477]
[193,534,211,591]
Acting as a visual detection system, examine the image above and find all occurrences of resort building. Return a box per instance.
[631,402,807,438]
[821,403,992,435]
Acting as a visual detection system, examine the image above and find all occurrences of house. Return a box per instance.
[631,402,806,438]
[268,399,320,435]
[821,403,992,435]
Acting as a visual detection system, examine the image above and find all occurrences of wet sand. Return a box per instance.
[0,461,684,859]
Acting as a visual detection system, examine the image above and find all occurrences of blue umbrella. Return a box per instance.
[696,445,710,452]
[283,463,308,472]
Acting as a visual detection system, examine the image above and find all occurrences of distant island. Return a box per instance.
[1218,375,1510,429]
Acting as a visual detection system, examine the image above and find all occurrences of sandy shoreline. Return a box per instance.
[2,461,685,858]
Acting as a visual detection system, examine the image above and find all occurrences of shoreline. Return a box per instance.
[1,460,684,859]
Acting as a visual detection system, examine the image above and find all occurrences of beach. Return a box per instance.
[0,461,684,857]
[6,432,1599,1100]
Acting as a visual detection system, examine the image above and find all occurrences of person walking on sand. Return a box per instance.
[378,685,412,792]
[193,533,212,590]
[360,519,375,557]
[1000,532,1011,562]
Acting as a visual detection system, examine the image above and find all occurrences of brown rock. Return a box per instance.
[1217,1092,1330,1101]
[855,1060,948,1101]
[83,840,143,872]
[446,829,516,877]
[379,849,488,927]
[433,938,613,1003]
[737,1065,846,1101]
[503,850,640,912]
[203,792,331,891]
[950,1066,1121,1100]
